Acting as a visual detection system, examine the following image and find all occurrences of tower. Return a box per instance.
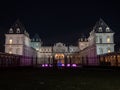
[5,19,31,56]
[31,34,42,51]
[90,18,115,55]
[78,35,89,51]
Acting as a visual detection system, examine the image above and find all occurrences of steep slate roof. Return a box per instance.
[10,19,25,33]
[93,18,114,33]
[31,33,41,42]
[7,19,29,37]
[78,34,88,42]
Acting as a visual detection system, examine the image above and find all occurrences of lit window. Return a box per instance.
[9,39,13,44]
[9,51,12,54]
[108,50,111,53]
[80,43,83,46]
[9,48,12,54]
[107,36,110,43]
[36,48,39,51]
[107,48,111,53]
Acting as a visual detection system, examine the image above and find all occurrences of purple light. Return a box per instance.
[62,64,65,67]
[67,64,70,67]
[45,64,48,67]
[72,64,77,67]
[42,64,45,67]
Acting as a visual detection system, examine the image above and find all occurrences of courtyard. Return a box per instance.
[0,67,120,90]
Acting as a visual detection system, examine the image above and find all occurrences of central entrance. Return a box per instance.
[54,53,65,66]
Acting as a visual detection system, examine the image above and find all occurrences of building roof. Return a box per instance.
[7,19,29,37]
[93,18,114,33]
[31,33,41,42]
[78,34,88,42]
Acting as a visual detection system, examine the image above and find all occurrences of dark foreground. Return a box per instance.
[0,67,120,90]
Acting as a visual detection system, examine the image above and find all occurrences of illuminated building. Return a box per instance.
[4,18,115,66]
[5,19,37,65]
[79,19,115,65]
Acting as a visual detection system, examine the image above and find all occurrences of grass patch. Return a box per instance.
[0,67,120,90]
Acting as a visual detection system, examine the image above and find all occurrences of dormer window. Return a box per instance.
[9,28,13,33]
[36,39,38,41]
[81,38,83,41]
[85,38,87,41]
[100,22,103,25]
[106,27,110,32]
[16,28,20,33]
[98,27,102,32]
[32,39,34,41]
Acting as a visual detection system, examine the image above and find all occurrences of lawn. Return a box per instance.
[0,67,120,90]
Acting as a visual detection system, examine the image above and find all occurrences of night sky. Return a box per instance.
[0,1,120,52]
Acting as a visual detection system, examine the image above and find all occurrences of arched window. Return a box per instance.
[99,48,103,54]
[107,36,110,43]
[9,28,13,33]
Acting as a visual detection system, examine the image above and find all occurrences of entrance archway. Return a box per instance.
[54,53,65,66]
